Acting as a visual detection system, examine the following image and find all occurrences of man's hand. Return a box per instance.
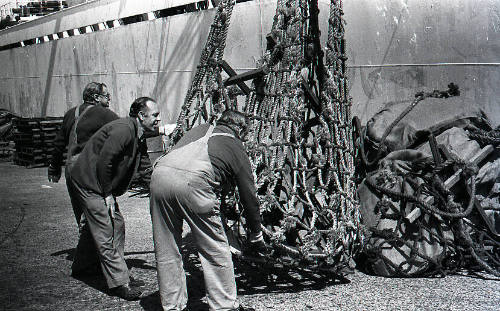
[158,124,177,136]
[105,195,116,219]
[244,231,272,257]
[48,164,61,183]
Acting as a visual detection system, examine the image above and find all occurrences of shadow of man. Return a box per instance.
[139,230,349,310]
[51,248,157,296]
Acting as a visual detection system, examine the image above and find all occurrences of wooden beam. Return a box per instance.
[220,60,251,95]
[223,66,268,88]
[428,133,442,165]
[301,80,321,110]
[406,145,494,223]
[266,33,277,51]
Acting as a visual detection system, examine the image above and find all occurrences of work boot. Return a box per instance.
[110,283,142,301]
[71,265,102,278]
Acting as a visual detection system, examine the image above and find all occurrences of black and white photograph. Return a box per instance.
[0,0,498,310]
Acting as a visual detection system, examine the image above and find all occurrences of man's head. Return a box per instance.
[129,97,161,132]
[82,82,111,107]
[216,110,250,140]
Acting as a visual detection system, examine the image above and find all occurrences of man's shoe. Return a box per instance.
[71,266,102,278]
[129,275,145,287]
[111,284,142,301]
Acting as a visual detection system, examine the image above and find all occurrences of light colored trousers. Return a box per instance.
[67,174,130,288]
[150,166,238,311]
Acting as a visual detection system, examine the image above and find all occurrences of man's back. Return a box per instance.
[51,104,118,168]
[72,105,119,153]
[167,123,260,233]
[172,123,248,187]
[70,117,141,197]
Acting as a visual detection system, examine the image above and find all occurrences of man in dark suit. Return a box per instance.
[49,82,117,179]
[48,82,118,276]
[67,97,161,300]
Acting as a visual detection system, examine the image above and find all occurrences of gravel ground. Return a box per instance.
[0,161,498,311]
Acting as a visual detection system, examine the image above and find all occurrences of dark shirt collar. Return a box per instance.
[82,101,96,107]
[79,102,94,111]
[214,124,238,138]
[136,118,145,140]
[128,117,143,141]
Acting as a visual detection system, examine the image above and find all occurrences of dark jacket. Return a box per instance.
[50,103,119,168]
[173,123,261,233]
[70,117,147,197]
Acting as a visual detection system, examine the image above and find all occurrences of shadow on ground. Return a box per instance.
[51,248,156,271]
[141,232,349,310]
[234,258,349,295]
[50,231,349,311]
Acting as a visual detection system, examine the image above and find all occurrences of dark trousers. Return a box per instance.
[65,168,100,273]
[66,173,130,288]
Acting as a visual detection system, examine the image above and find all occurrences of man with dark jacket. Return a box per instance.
[48,82,118,275]
[67,97,161,300]
[49,82,117,178]
[150,110,263,311]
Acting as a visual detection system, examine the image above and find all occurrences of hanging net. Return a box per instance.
[170,0,363,274]
[169,0,237,143]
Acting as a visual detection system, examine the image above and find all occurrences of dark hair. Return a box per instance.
[129,97,156,117]
[82,82,107,102]
[216,110,248,135]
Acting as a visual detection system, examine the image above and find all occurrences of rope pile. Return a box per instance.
[469,128,500,146]
[356,85,500,277]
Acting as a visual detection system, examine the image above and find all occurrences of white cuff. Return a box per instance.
[248,231,263,243]
[158,124,176,136]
